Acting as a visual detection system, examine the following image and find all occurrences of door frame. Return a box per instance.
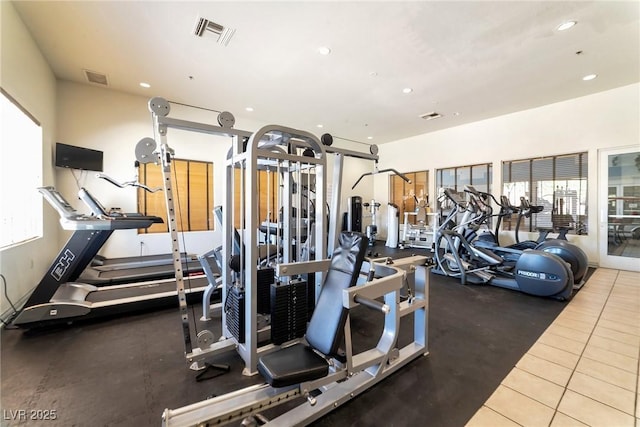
[598,146,640,271]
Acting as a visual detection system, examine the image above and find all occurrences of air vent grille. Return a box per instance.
[420,112,442,120]
[194,17,235,46]
[84,70,109,86]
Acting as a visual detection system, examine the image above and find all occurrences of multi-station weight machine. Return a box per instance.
[401,194,438,251]
[143,97,399,374]
[141,97,430,425]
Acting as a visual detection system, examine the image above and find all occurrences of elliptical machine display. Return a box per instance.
[432,188,575,300]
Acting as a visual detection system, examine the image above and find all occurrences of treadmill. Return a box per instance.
[75,189,203,285]
[79,255,204,285]
[11,187,209,328]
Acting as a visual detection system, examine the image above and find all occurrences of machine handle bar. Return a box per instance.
[354,295,390,314]
[97,173,162,193]
[352,168,411,190]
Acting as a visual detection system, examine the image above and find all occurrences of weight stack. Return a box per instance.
[257,268,275,315]
[226,287,245,343]
[270,280,308,345]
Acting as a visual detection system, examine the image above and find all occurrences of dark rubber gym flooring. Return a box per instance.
[1,249,588,427]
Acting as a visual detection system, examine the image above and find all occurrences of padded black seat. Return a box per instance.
[257,231,368,388]
[255,345,329,388]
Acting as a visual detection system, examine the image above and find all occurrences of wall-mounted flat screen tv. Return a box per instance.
[55,143,104,172]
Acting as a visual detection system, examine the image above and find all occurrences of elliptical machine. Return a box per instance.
[464,186,588,288]
[432,188,574,300]
[499,196,571,250]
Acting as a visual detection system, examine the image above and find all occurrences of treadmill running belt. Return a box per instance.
[86,276,208,303]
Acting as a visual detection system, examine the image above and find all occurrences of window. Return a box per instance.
[435,163,493,226]
[137,159,214,233]
[435,163,493,194]
[0,88,43,248]
[502,152,588,235]
[389,171,429,224]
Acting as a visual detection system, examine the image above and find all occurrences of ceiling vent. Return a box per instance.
[194,17,235,46]
[84,70,109,86]
[420,112,443,121]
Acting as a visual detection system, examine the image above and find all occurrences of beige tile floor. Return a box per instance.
[466,268,640,427]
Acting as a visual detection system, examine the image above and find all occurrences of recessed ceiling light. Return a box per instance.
[317,124,323,128]
[557,21,577,31]
[453,112,461,116]
[369,71,378,77]
[402,88,413,94]
[582,74,597,81]
[317,46,331,55]
[245,107,254,112]
[367,136,373,140]
[139,82,151,88]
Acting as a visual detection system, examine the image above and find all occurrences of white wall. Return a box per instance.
[56,82,375,258]
[374,83,640,264]
[0,1,58,316]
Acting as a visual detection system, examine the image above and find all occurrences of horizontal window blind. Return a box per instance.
[502,152,588,235]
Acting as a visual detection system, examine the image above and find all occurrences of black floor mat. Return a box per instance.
[1,267,586,427]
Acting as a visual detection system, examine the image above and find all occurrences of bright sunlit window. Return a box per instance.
[0,88,43,248]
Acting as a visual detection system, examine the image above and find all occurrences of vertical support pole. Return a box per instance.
[282,161,292,265]
[328,153,344,258]
[414,265,430,354]
[297,160,304,262]
[221,143,236,339]
[315,153,326,288]
[155,123,193,357]
[239,139,259,375]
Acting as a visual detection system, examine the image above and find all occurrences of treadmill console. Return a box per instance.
[39,186,161,231]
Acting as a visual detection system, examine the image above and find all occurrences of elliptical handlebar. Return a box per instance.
[439,188,469,213]
[499,195,519,215]
[463,186,494,220]
[464,185,502,207]
[442,188,468,209]
[519,197,544,217]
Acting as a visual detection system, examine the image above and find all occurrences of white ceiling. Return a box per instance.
[12,1,640,144]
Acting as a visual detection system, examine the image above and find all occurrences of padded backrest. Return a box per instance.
[305,231,369,356]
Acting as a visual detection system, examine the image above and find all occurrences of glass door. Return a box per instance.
[599,147,640,271]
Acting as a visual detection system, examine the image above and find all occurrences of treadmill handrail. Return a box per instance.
[38,186,80,220]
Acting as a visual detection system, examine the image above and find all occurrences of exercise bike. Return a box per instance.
[432,188,574,300]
